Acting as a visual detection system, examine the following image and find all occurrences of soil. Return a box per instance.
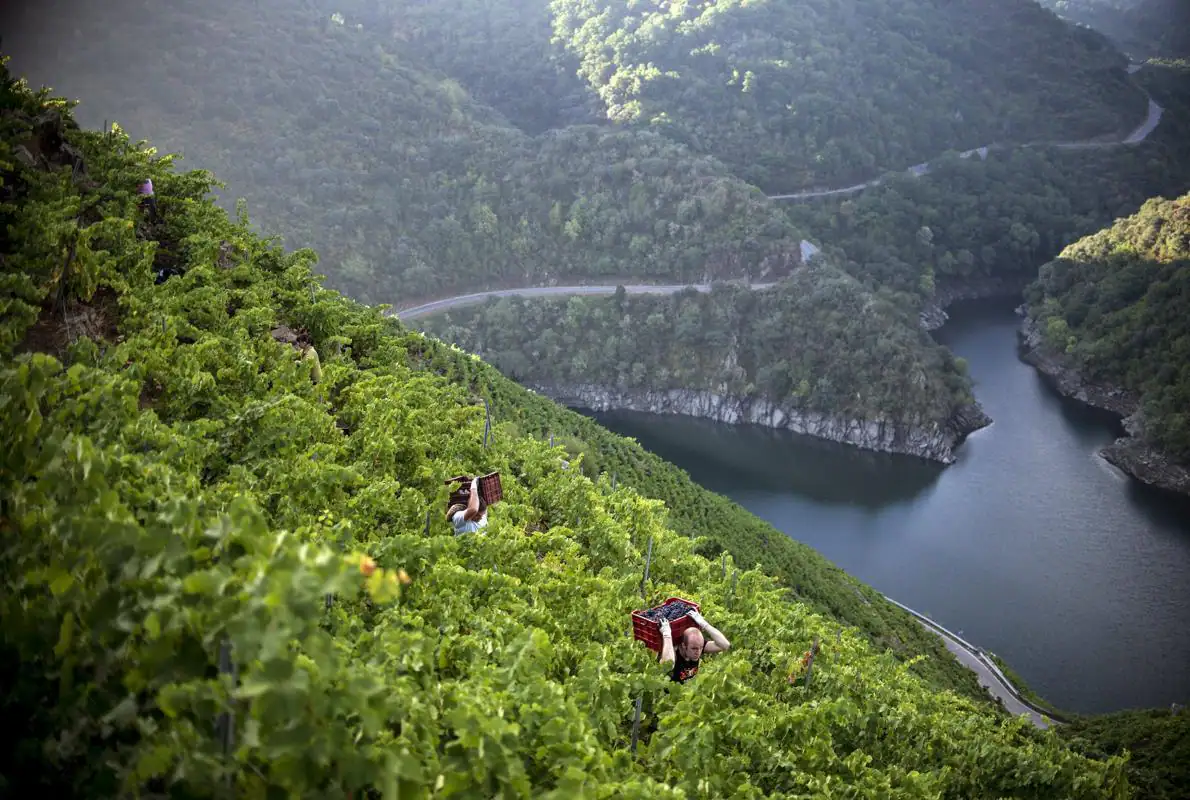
[16,287,120,359]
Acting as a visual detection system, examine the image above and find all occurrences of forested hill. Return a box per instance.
[1023,192,1190,492]
[421,280,983,462]
[551,0,1143,192]
[0,60,1138,797]
[1041,0,1190,59]
[0,0,1149,301]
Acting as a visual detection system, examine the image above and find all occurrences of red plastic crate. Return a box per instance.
[631,596,701,654]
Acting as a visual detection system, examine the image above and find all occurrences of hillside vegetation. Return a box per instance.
[552,0,1142,192]
[421,279,978,452]
[779,63,1190,304]
[0,60,1139,798]
[1059,709,1190,800]
[1024,191,1190,467]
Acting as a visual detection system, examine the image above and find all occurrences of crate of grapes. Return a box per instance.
[445,472,503,508]
[631,597,701,654]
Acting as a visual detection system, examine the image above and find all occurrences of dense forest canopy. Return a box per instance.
[422,277,975,433]
[779,63,1190,302]
[551,0,1142,191]
[1,59,1141,797]
[1024,192,1190,464]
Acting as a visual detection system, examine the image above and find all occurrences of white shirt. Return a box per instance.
[451,510,488,534]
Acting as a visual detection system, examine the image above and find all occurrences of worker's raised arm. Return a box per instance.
[464,477,482,520]
[688,610,730,654]
[659,619,675,665]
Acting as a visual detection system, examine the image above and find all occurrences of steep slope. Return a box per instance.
[0,62,1135,798]
[1021,192,1190,495]
[552,0,1144,192]
[421,279,987,462]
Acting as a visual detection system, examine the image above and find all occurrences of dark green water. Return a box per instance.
[593,299,1190,714]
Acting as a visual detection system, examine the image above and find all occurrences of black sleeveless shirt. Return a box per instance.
[670,650,702,683]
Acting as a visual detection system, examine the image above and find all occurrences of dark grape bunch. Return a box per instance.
[640,600,696,623]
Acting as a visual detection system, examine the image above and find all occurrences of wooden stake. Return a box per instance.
[482,398,491,449]
[804,636,821,690]
[630,695,643,755]
[640,536,654,599]
[215,638,236,754]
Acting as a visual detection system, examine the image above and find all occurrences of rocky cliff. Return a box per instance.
[1018,312,1190,495]
[920,275,1033,331]
[532,384,991,463]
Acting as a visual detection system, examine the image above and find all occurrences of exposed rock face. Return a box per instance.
[920,275,1032,331]
[1018,312,1190,496]
[532,384,990,463]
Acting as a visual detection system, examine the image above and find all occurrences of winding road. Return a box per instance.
[882,596,1063,728]
[770,84,1164,202]
[396,282,777,321]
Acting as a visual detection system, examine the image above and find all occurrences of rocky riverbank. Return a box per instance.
[920,275,1033,331]
[1018,311,1190,495]
[532,384,991,463]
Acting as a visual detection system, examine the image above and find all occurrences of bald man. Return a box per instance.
[659,610,731,683]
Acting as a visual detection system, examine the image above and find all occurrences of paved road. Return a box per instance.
[771,72,1163,202]
[395,282,777,320]
[883,596,1062,729]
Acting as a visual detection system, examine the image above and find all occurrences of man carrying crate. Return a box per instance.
[444,474,501,535]
[659,610,731,683]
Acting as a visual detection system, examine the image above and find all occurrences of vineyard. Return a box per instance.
[0,60,1134,797]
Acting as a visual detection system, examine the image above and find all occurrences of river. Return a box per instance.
[591,298,1190,714]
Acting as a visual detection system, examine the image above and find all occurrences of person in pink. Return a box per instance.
[139,178,158,222]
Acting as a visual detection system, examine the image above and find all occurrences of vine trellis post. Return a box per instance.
[803,636,822,690]
[215,637,237,770]
[639,536,653,598]
[482,398,491,449]
[629,696,644,755]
